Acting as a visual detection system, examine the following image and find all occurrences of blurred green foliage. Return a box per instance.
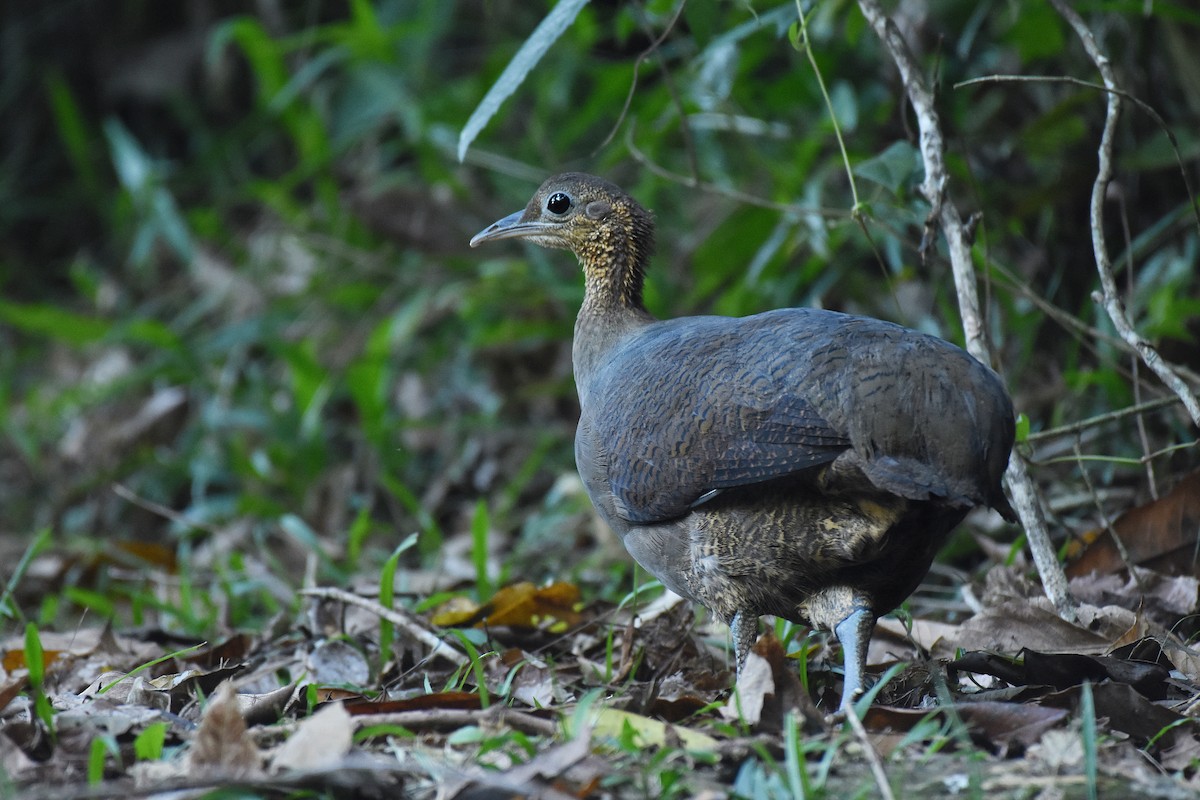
[0,0,1197,634]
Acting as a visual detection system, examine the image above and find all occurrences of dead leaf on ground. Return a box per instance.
[1038,682,1194,746]
[863,701,1068,755]
[187,681,262,779]
[342,690,482,716]
[1067,470,1200,578]
[1069,568,1199,630]
[431,581,584,630]
[956,599,1134,655]
[872,617,962,663]
[588,707,719,753]
[721,631,822,731]
[270,700,354,773]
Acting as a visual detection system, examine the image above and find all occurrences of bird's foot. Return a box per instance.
[730,610,759,679]
[800,585,877,711]
[834,605,875,711]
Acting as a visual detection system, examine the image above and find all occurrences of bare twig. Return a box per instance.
[594,0,689,157]
[626,129,847,218]
[1025,396,1180,444]
[1048,0,1200,427]
[299,586,469,667]
[113,483,217,534]
[1073,438,1144,594]
[855,0,1075,619]
[844,707,896,800]
[956,74,1200,236]
[350,706,560,737]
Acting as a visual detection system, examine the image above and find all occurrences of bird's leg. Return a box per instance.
[730,610,759,679]
[833,605,875,711]
[801,585,877,710]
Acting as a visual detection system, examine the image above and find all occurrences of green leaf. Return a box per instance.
[134,722,168,761]
[1006,3,1066,63]
[88,736,113,785]
[24,623,45,688]
[1015,413,1030,443]
[471,500,493,599]
[0,300,111,346]
[457,0,591,161]
[854,141,920,195]
[45,72,100,196]
[209,17,288,102]
[103,118,151,193]
[378,533,417,666]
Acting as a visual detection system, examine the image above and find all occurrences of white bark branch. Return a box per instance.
[855,0,1076,620]
[1048,0,1200,427]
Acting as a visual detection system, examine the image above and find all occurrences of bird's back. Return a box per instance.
[575,307,1015,528]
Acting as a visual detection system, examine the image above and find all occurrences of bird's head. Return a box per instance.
[470,173,655,309]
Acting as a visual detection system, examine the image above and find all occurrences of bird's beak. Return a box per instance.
[470,211,555,247]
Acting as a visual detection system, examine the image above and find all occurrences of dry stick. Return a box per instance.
[594,0,688,156]
[626,130,847,219]
[1048,0,1200,428]
[1024,396,1180,445]
[299,586,469,667]
[1073,438,1145,595]
[844,707,897,800]
[956,74,1200,238]
[855,0,1075,620]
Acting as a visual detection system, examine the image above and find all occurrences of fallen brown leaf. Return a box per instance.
[1067,470,1200,578]
[187,681,261,779]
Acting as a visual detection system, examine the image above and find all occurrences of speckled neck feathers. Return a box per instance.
[578,193,655,316]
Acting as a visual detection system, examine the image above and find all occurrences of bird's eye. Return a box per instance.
[546,192,571,215]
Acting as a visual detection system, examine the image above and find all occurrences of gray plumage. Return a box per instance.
[471,173,1016,710]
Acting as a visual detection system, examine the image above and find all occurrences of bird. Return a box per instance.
[470,173,1016,710]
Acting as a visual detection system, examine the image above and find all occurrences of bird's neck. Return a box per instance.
[573,240,655,400]
[577,201,656,314]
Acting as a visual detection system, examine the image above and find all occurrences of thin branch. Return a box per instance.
[594,0,689,155]
[299,586,469,667]
[855,0,1075,620]
[1025,396,1180,444]
[794,1,861,211]
[1035,440,1198,467]
[626,128,847,218]
[113,483,218,534]
[1048,0,1200,427]
[844,707,896,800]
[956,74,1200,235]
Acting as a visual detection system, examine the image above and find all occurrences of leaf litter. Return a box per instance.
[5,472,1200,797]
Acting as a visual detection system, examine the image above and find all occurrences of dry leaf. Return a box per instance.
[957,599,1133,654]
[187,681,261,779]
[270,700,354,773]
[307,638,370,686]
[432,581,584,630]
[589,707,718,752]
[1067,471,1200,577]
[722,631,821,730]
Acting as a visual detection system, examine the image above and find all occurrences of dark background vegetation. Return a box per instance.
[4,0,1199,636]
[0,0,1198,791]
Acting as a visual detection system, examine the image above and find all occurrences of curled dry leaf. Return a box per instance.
[307,638,370,687]
[722,631,822,731]
[949,648,1171,699]
[187,681,261,779]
